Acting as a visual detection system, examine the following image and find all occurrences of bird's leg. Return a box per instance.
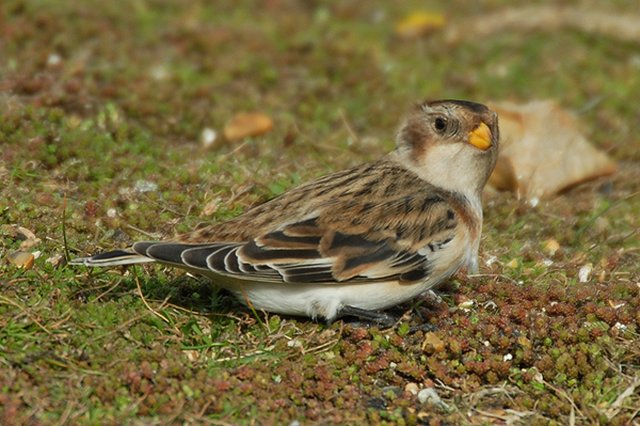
[337,305,397,328]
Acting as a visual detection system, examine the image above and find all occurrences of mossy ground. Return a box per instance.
[1,1,639,424]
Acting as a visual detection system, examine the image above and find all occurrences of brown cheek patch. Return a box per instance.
[400,117,432,164]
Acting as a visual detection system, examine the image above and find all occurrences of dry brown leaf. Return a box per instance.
[223,112,273,141]
[395,11,445,39]
[445,6,640,44]
[421,332,445,354]
[488,100,616,201]
[7,251,35,269]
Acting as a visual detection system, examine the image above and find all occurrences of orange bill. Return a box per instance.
[468,122,492,150]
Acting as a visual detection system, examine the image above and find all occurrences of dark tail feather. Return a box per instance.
[69,249,154,267]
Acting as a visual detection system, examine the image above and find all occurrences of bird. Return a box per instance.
[71,99,499,325]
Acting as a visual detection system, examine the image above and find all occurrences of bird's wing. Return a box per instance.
[132,192,460,284]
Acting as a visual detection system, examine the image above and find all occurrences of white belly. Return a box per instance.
[225,279,432,321]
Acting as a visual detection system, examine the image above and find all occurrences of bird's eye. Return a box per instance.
[434,117,447,132]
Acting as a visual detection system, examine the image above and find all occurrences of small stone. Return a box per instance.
[47,53,62,66]
[200,127,218,148]
[19,236,42,250]
[405,382,419,395]
[201,197,222,216]
[7,251,35,269]
[608,300,625,309]
[593,216,610,235]
[532,369,544,383]
[484,255,498,266]
[183,350,199,362]
[134,180,158,193]
[503,353,513,362]
[613,322,627,331]
[417,387,448,409]
[506,258,520,269]
[458,298,475,310]
[544,239,560,256]
[45,254,65,268]
[149,64,169,81]
[287,339,303,348]
[578,263,593,283]
[598,270,606,282]
[2,225,41,249]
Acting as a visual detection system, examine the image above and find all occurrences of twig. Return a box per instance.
[87,313,150,344]
[543,379,585,421]
[240,287,269,331]
[126,223,161,239]
[94,279,125,302]
[132,267,172,325]
[211,345,275,363]
[62,194,70,261]
[339,109,360,145]
[0,295,52,335]
[607,376,640,419]
[162,301,245,322]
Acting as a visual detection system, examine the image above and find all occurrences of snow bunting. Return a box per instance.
[72,99,499,323]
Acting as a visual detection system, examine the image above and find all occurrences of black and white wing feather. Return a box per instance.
[73,193,459,285]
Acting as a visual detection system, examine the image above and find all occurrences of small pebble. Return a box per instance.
[134,180,158,193]
[45,254,65,268]
[506,258,520,269]
[613,322,627,331]
[287,339,303,348]
[405,382,419,395]
[544,239,560,256]
[417,388,448,409]
[484,255,498,266]
[150,64,169,81]
[458,298,475,310]
[578,263,593,283]
[47,53,62,66]
[201,127,218,148]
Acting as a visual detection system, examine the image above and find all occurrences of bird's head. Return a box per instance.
[395,99,499,199]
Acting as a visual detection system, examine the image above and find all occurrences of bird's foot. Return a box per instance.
[337,305,397,328]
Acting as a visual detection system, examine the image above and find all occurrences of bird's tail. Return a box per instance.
[69,249,155,267]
